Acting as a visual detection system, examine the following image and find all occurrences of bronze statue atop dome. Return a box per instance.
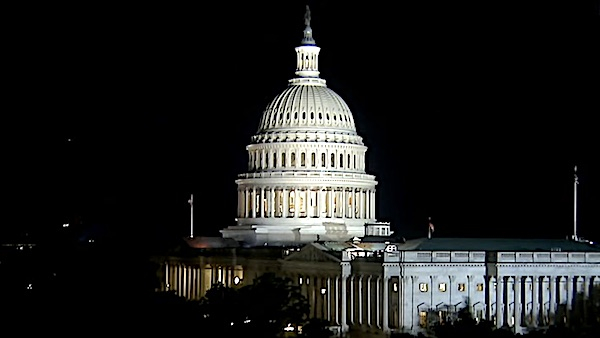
[304,5,311,27]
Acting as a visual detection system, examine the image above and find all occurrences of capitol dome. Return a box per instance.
[253,79,362,145]
[252,17,362,146]
[220,6,380,246]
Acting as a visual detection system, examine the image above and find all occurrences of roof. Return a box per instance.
[396,237,600,252]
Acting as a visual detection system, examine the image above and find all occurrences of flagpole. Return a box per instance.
[189,194,194,238]
[573,166,578,241]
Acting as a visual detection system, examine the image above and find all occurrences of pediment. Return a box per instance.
[283,243,341,263]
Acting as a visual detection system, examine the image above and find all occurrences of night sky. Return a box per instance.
[5,1,599,247]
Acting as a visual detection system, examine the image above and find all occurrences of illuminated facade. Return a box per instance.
[219,8,378,246]
[156,7,600,337]
[160,237,600,336]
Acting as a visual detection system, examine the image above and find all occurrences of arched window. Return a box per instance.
[339,154,344,168]
[347,154,351,169]
[321,153,326,167]
[273,153,277,168]
[300,153,306,167]
[281,152,286,167]
[330,153,335,167]
[291,152,296,166]
[311,153,316,167]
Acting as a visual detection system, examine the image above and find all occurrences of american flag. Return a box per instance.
[428,217,434,239]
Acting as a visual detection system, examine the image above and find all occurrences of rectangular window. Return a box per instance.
[458,283,466,292]
[476,283,484,291]
[438,283,447,292]
[419,283,428,292]
[419,311,427,328]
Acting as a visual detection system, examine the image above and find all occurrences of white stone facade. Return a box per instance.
[160,8,600,338]
[220,12,377,246]
[160,242,600,336]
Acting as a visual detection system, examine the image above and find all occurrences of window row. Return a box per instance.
[418,282,485,293]
[248,149,365,171]
[266,110,352,126]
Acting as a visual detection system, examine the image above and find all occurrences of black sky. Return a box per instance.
[5,1,599,245]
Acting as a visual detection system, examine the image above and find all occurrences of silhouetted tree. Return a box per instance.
[199,282,244,330]
[301,318,333,337]
[239,272,310,336]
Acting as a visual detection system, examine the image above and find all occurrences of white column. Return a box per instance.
[487,276,494,321]
[382,277,389,332]
[349,275,354,324]
[260,187,265,218]
[367,275,372,327]
[358,275,363,325]
[399,276,405,329]
[376,276,381,329]
[549,275,557,325]
[283,188,288,218]
[304,189,309,217]
[328,188,334,218]
[584,276,592,322]
[327,277,332,321]
[313,189,319,217]
[370,190,376,219]
[251,187,257,218]
[365,190,371,218]
[566,276,575,324]
[341,275,348,331]
[164,262,170,291]
[358,189,363,219]
[236,189,241,217]
[244,189,249,218]
[175,264,180,296]
[496,276,504,328]
[182,265,187,299]
[514,276,522,334]
[335,276,340,325]
[292,189,298,218]
[341,189,346,219]
[354,189,359,219]
[270,188,275,217]
[532,275,539,327]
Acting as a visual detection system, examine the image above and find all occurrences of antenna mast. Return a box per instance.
[188,194,194,238]
[573,166,579,241]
